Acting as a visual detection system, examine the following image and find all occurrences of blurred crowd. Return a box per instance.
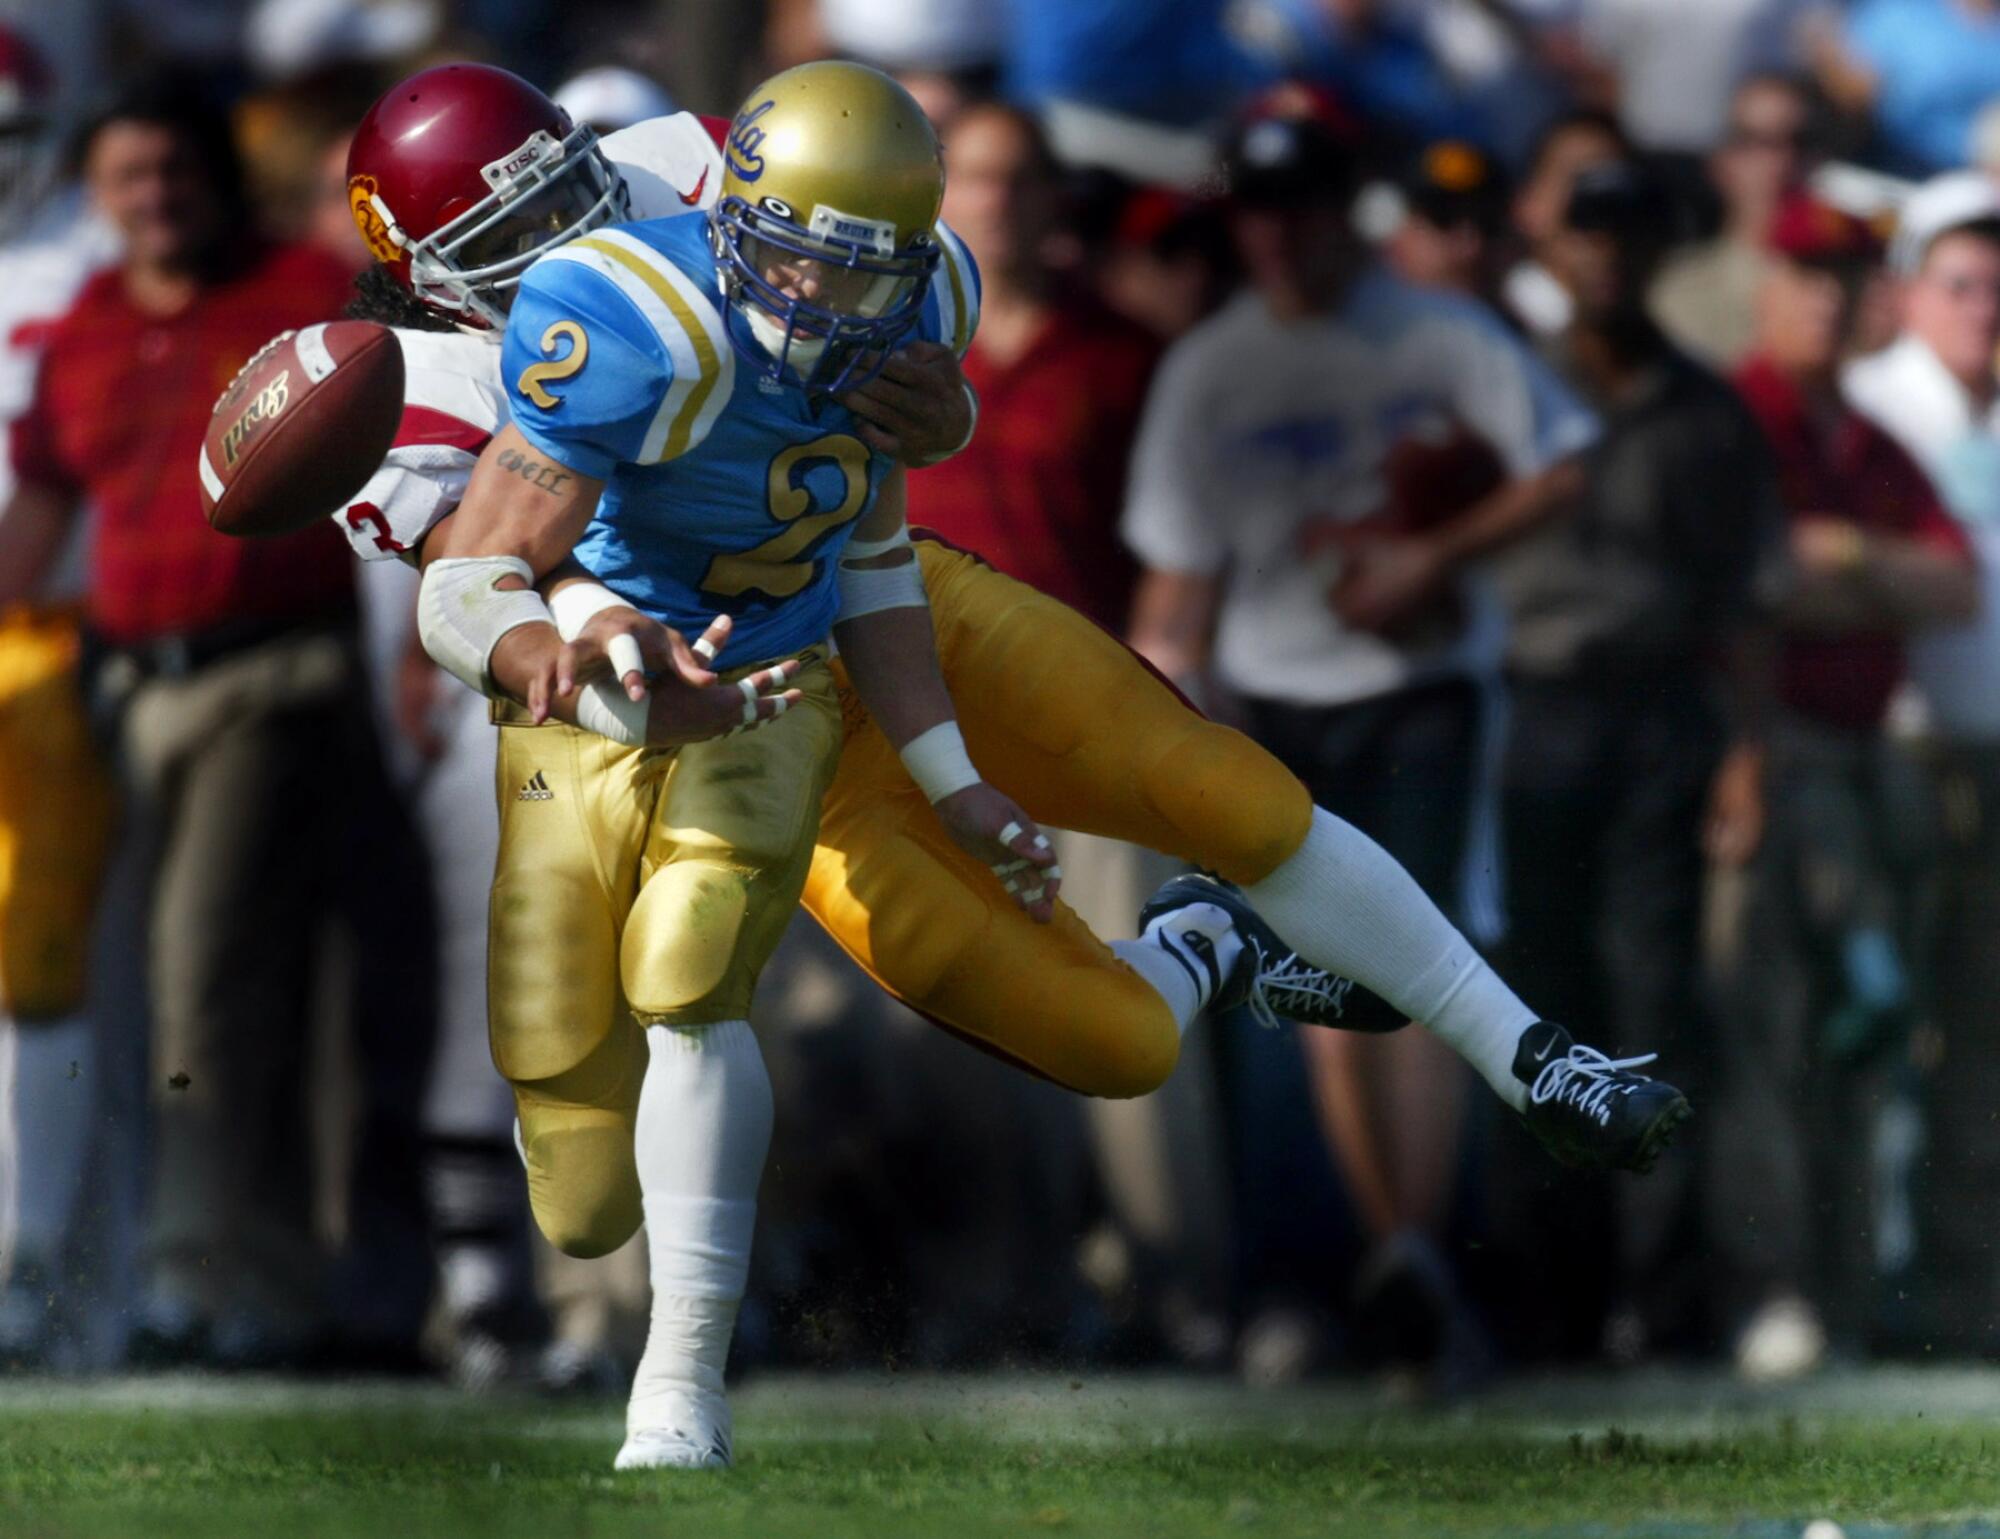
[5,0,2000,1397]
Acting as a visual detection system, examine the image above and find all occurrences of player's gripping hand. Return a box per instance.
[837,341,974,465]
[933,782,1063,924]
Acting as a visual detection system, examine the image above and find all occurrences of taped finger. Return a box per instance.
[606,633,645,685]
[693,617,729,662]
[998,820,1024,847]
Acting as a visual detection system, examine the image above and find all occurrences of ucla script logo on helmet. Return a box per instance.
[727,99,774,182]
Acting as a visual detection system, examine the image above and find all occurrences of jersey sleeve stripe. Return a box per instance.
[927,244,960,357]
[549,239,701,461]
[933,222,978,356]
[394,404,492,455]
[574,231,733,460]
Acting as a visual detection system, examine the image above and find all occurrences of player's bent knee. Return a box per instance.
[1045,968,1182,1099]
[520,1114,644,1258]
[1143,723,1313,885]
[622,860,749,1020]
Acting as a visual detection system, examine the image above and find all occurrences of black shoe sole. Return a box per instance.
[1529,1093,1693,1173]
[1626,1095,1693,1175]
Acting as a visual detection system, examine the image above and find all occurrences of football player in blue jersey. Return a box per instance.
[417,61,1056,1468]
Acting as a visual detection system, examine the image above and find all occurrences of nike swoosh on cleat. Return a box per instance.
[679,167,709,206]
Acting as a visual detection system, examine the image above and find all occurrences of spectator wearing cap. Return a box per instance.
[1716,192,1978,1379]
[1843,170,2000,1353]
[1813,0,2000,178]
[1652,73,1819,369]
[1095,186,1236,343]
[1379,140,1511,305]
[1482,158,1789,1362]
[1124,109,1597,1379]
[551,67,676,134]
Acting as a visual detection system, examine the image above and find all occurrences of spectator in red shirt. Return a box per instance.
[1715,192,1977,1380]
[905,104,1158,632]
[0,80,392,1365]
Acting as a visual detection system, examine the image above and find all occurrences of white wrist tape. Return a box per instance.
[836,553,928,622]
[418,555,551,697]
[900,720,980,803]
[547,578,645,683]
[548,578,637,641]
[574,680,647,746]
[842,521,912,561]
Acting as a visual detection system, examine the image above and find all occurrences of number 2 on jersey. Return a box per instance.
[701,433,871,600]
[516,320,589,408]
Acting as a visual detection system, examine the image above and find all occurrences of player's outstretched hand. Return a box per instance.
[933,782,1062,923]
[837,341,973,465]
[558,612,735,703]
[642,653,806,748]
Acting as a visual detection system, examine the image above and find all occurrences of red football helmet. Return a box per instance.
[347,63,627,328]
[0,25,54,235]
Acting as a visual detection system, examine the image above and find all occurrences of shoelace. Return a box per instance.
[1530,1045,1658,1126]
[1244,946,1353,1031]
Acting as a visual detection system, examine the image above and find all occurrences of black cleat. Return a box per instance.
[1514,1021,1691,1173]
[1139,873,1364,1030]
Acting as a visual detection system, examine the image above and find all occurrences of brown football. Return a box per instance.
[199,320,405,538]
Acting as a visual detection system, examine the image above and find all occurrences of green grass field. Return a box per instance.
[1,1369,1997,1538]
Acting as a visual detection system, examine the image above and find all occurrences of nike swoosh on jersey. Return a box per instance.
[679,167,709,206]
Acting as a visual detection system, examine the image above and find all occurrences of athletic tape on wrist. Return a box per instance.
[835,553,927,622]
[575,680,647,746]
[900,721,981,803]
[841,521,913,561]
[548,579,645,684]
[417,555,551,697]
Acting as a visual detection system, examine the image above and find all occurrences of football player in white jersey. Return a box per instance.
[0,23,121,1364]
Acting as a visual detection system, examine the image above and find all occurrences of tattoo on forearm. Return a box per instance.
[496,447,572,495]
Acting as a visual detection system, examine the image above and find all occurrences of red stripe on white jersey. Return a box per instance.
[394,403,491,455]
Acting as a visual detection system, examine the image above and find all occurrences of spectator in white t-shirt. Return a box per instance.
[1123,108,1596,1380]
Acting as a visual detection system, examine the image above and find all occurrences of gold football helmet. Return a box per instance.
[710,60,944,392]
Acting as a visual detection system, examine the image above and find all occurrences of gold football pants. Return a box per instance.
[0,606,114,1021]
[492,546,1312,1257]
[804,541,1314,1099]
[489,653,841,1257]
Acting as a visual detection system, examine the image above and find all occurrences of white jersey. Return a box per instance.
[1121,268,1598,708]
[0,188,118,598]
[1845,333,2000,742]
[333,111,726,563]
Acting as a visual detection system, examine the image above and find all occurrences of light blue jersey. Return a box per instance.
[502,210,981,665]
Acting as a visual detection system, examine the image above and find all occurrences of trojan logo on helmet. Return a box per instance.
[345,63,629,329]
[707,61,944,395]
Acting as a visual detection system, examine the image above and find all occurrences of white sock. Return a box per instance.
[628,1019,771,1429]
[5,1016,94,1276]
[1110,939,1202,1035]
[1132,901,1246,1023]
[1245,809,1536,1110]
